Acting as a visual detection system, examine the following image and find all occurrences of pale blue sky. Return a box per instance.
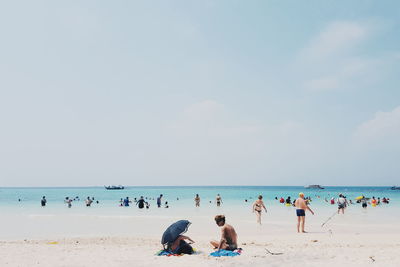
[0,1,399,186]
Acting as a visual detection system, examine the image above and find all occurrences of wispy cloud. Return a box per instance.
[297,21,382,92]
[304,57,378,92]
[304,76,339,92]
[301,21,368,60]
[354,106,400,143]
[168,100,260,138]
[182,100,225,122]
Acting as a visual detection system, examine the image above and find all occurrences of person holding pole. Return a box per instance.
[294,192,314,233]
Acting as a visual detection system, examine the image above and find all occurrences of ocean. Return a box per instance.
[0,186,399,240]
[1,186,398,211]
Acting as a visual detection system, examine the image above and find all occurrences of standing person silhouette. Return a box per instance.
[157,194,163,208]
[216,194,222,207]
[294,193,314,233]
[41,196,47,207]
[252,195,267,225]
[194,194,200,207]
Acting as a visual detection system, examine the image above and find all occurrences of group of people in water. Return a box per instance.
[325,195,390,210]
[40,196,100,208]
[27,190,396,257]
[118,196,167,209]
[37,191,390,234]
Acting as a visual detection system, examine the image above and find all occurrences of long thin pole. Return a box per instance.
[321,211,337,227]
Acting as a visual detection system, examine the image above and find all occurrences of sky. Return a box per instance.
[0,0,399,186]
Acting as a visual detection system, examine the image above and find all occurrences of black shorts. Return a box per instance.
[296,209,305,216]
[227,243,237,251]
[338,204,345,209]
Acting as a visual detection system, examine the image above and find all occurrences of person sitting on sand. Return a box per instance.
[210,215,238,251]
[252,195,267,225]
[294,193,314,233]
[169,235,195,254]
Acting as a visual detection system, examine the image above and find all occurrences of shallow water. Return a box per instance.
[1,186,398,239]
[1,186,398,209]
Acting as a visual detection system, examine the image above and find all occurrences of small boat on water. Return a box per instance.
[304,185,325,189]
[391,186,400,190]
[105,185,125,190]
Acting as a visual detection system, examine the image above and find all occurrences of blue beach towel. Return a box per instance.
[156,248,198,256]
[209,249,242,257]
[156,250,177,256]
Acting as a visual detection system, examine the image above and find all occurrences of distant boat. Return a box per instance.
[105,185,125,190]
[304,185,325,189]
[390,186,400,190]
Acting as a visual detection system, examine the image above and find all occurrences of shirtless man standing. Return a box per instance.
[210,215,238,251]
[294,192,314,233]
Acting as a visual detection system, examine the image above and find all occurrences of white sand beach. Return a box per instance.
[1,205,399,267]
[1,233,399,267]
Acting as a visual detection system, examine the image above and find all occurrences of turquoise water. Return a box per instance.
[1,186,399,239]
[1,186,398,211]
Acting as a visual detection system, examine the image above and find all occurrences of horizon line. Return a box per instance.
[0,185,395,188]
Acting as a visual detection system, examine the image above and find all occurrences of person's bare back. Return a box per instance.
[210,215,238,251]
[294,193,314,233]
[221,224,237,249]
[295,197,308,210]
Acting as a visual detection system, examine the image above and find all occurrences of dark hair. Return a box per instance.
[214,215,225,224]
[258,195,263,200]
